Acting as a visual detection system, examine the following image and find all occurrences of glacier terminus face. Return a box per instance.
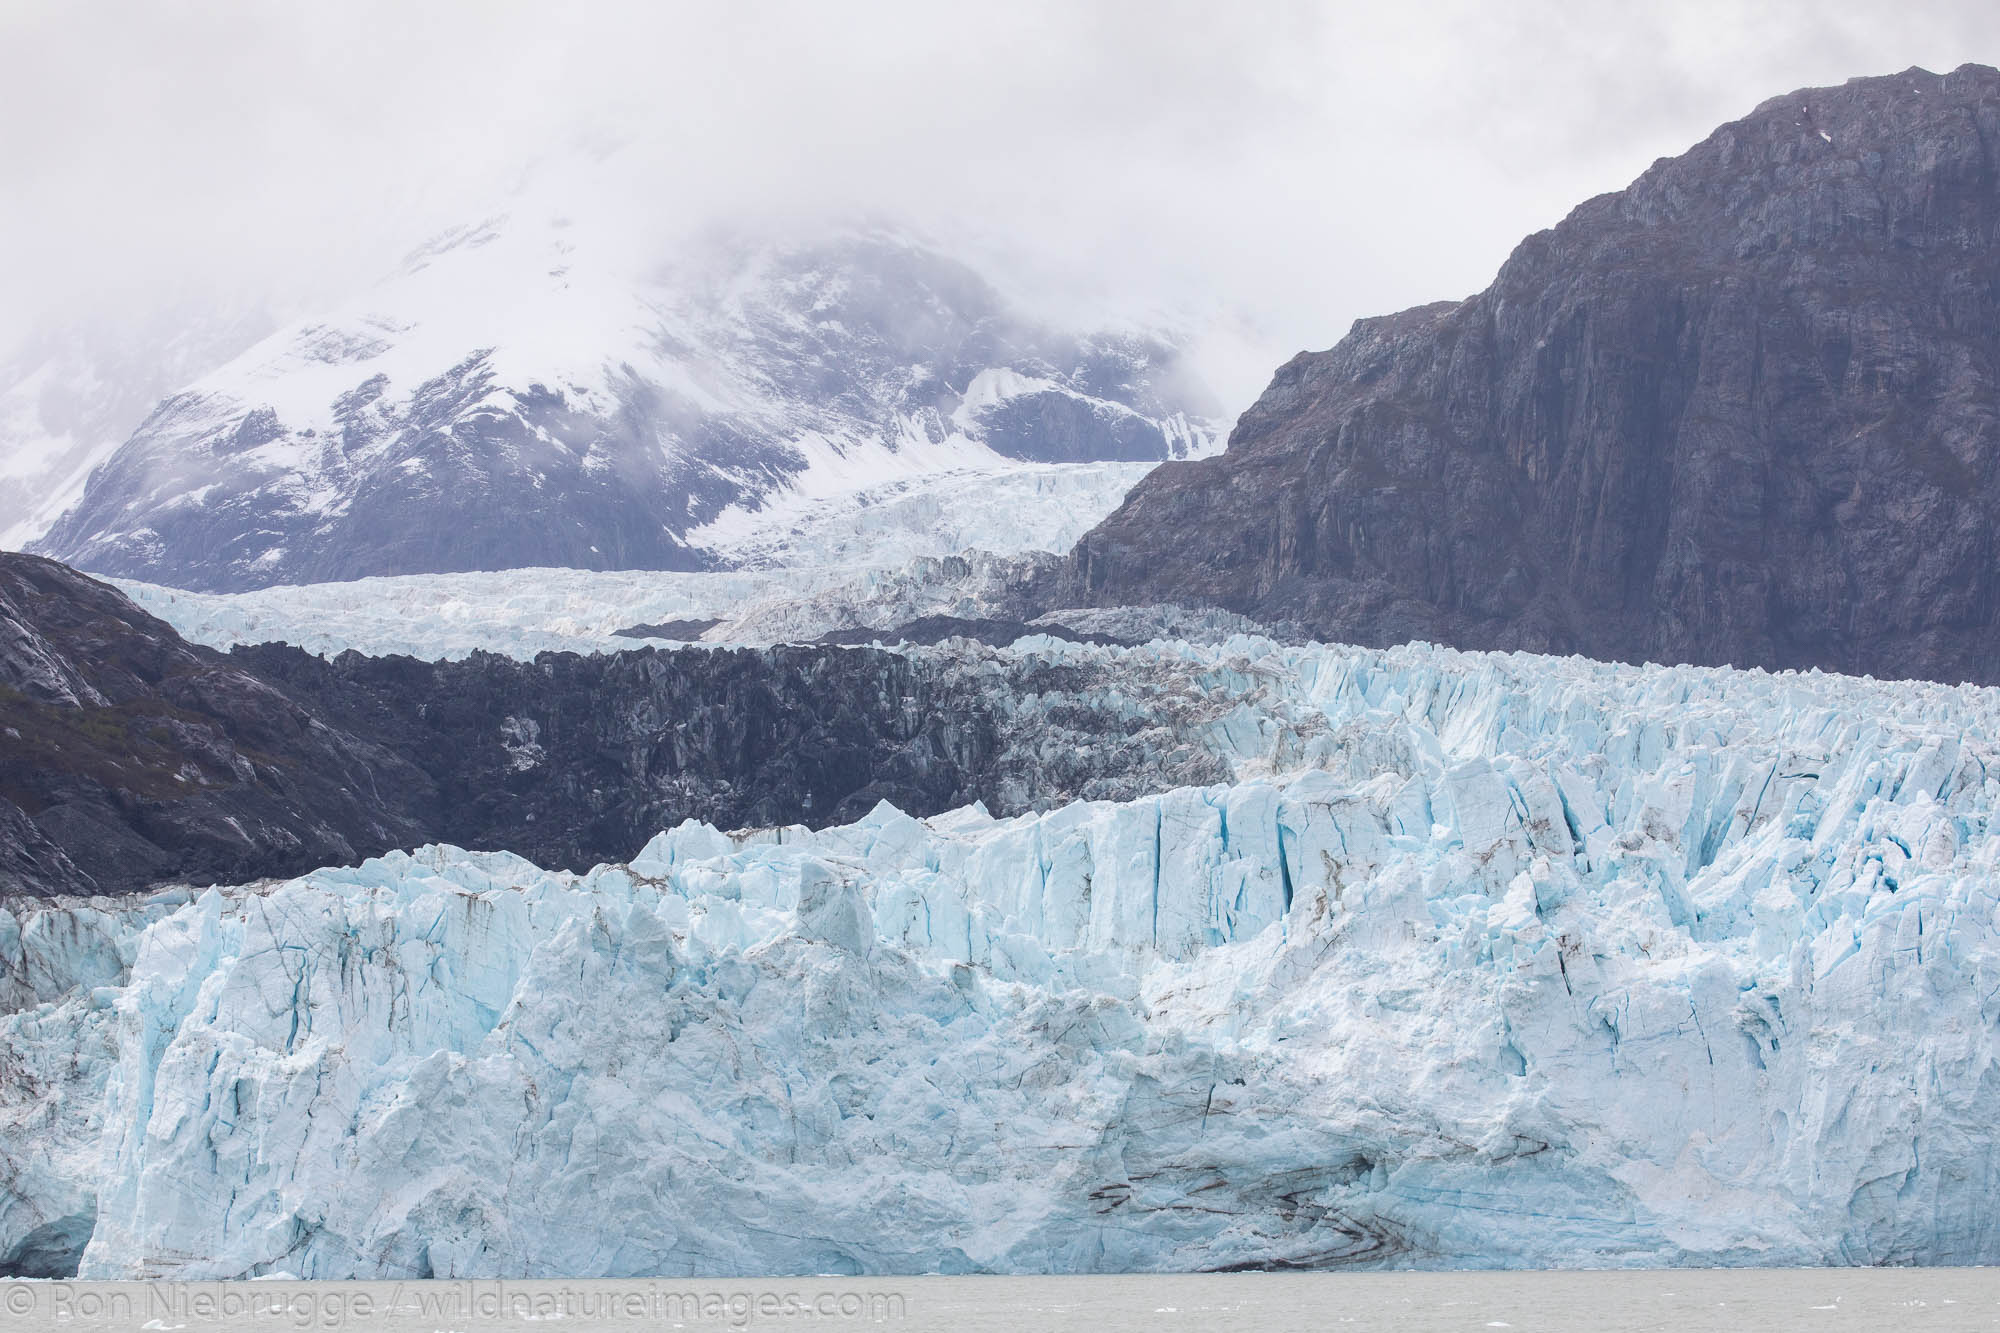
[5,634,1999,1278]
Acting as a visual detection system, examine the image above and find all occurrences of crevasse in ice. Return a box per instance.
[4,634,1998,1276]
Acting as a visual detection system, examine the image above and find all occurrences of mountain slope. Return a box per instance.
[0,554,431,896]
[1072,64,2000,684]
[35,216,1220,592]
[0,303,274,549]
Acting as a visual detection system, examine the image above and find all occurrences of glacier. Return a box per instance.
[5,633,2000,1277]
[112,549,1055,661]
[106,459,1175,661]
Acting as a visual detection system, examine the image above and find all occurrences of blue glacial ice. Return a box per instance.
[4,634,2000,1277]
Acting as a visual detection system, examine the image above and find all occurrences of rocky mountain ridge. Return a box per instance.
[1072,64,2000,685]
[0,555,430,897]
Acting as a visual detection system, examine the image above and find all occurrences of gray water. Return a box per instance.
[7,1269,1998,1332]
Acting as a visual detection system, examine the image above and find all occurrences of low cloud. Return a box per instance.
[3,0,1998,409]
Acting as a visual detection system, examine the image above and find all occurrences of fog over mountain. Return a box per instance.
[5,1,2000,541]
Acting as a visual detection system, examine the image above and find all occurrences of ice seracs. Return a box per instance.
[7,634,2000,1276]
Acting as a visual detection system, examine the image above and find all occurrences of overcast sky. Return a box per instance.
[3,0,1998,406]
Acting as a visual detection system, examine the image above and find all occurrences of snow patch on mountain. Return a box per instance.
[7,635,2000,1276]
[951,365,1061,423]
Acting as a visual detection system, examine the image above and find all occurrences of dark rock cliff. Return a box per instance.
[0,554,431,897]
[227,641,1038,874]
[1072,64,2000,684]
[0,555,1224,897]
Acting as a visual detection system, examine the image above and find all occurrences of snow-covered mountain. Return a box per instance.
[8,632,2000,1275]
[0,303,274,550]
[31,205,1223,592]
